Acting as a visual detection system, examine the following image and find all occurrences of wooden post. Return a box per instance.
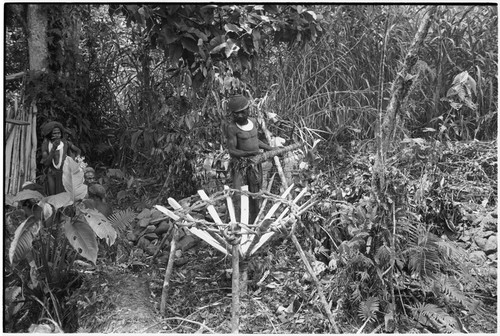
[291,233,341,333]
[160,226,177,315]
[239,186,249,295]
[231,224,240,334]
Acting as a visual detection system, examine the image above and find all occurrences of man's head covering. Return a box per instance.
[41,121,66,137]
[228,95,250,113]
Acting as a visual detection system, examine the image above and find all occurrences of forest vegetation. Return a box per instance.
[4,4,497,333]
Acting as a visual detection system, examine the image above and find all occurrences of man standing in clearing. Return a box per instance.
[225,95,275,224]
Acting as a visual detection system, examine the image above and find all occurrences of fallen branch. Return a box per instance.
[291,233,341,333]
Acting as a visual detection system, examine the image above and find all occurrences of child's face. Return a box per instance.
[84,171,96,185]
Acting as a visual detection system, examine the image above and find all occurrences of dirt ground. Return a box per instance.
[74,237,497,334]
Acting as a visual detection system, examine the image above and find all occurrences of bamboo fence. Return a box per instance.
[5,89,38,195]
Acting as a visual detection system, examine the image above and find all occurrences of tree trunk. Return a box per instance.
[27,4,48,70]
[380,5,437,154]
[372,5,438,331]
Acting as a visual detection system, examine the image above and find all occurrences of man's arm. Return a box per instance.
[258,140,274,151]
[41,139,57,166]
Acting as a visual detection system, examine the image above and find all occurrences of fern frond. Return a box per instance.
[107,208,136,233]
[374,244,391,267]
[400,225,443,279]
[357,271,370,282]
[9,216,41,265]
[411,302,458,333]
[358,296,379,323]
[435,240,466,260]
[351,286,363,303]
[406,245,440,278]
[438,276,485,315]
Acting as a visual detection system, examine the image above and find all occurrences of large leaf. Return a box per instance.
[41,192,72,212]
[79,207,117,246]
[62,156,88,202]
[64,215,98,264]
[12,190,45,204]
[9,216,41,265]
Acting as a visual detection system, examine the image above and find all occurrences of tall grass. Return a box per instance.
[255,5,497,144]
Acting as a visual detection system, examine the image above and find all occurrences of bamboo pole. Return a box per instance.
[19,111,31,186]
[29,106,38,182]
[24,107,33,184]
[11,126,21,194]
[160,226,178,315]
[5,95,17,141]
[4,126,16,193]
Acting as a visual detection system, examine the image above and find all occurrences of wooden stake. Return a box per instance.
[160,226,178,315]
[291,233,341,333]
[231,225,240,334]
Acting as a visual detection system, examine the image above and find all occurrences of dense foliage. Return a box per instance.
[4,3,497,333]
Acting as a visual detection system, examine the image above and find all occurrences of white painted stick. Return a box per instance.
[197,190,224,225]
[262,183,294,220]
[224,186,237,223]
[168,198,228,255]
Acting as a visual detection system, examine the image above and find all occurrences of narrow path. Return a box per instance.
[80,265,164,333]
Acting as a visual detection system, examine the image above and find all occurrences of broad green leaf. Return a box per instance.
[41,192,72,211]
[252,29,261,51]
[210,42,227,54]
[181,37,199,53]
[225,39,239,58]
[80,207,117,246]
[9,216,41,265]
[64,215,98,265]
[161,27,179,44]
[169,43,183,62]
[12,190,45,204]
[224,23,241,33]
[305,10,317,20]
[63,156,88,202]
[38,201,54,221]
